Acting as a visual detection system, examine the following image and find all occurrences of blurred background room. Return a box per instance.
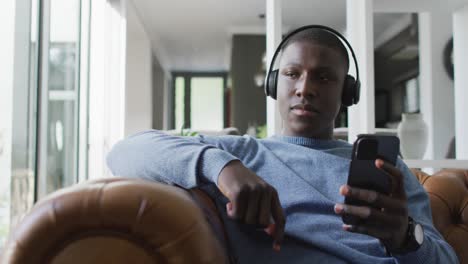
[1,0,467,250]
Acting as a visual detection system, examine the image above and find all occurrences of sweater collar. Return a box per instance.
[270,135,350,149]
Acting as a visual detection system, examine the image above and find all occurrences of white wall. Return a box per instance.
[346,0,376,142]
[88,0,155,179]
[454,5,468,158]
[419,11,455,159]
[125,1,153,136]
[88,0,127,179]
[0,0,16,244]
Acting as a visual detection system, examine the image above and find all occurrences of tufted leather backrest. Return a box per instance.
[1,178,228,264]
[412,169,468,263]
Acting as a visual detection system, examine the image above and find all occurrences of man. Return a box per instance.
[107,27,458,263]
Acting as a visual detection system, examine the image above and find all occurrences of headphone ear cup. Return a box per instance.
[342,75,357,107]
[265,69,279,100]
[353,79,360,104]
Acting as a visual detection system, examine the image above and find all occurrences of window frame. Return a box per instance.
[171,71,228,130]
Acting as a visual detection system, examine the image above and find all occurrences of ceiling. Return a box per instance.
[131,0,467,72]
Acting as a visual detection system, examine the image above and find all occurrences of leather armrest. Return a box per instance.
[2,178,228,264]
[412,169,468,263]
[188,188,230,251]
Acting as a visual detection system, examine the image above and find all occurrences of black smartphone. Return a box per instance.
[342,134,400,225]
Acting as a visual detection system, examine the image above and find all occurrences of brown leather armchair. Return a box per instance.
[411,169,468,263]
[2,170,468,263]
[1,178,228,264]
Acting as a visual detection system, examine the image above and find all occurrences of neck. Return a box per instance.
[281,126,334,140]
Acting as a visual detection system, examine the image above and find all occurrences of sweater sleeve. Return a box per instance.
[392,159,459,264]
[106,130,243,189]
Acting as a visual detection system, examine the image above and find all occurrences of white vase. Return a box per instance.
[397,113,428,159]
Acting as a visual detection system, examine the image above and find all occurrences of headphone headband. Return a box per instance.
[265,25,360,106]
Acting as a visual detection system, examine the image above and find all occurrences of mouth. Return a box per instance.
[290,103,320,117]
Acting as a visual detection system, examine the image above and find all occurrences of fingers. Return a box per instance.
[343,224,394,241]
[225,183,285,251]
[257,189,273,227]
[270,190,286,251]
[334,203,402,227]
[227,184,272,226]
[375,159,406,199]
[342,217,408,251]
[336,181,409,249]
[227,188,248,219]
[340,185,407,214]
[337,184,408,226]
[217,161,285,251]
[244,187,261,225]
[340,185,378,204]
[335,201,408,249]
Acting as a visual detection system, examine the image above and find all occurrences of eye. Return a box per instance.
[283,70,299,79]
[318,73,330,82]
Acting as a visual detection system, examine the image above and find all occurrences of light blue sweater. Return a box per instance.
[106,130,458,264]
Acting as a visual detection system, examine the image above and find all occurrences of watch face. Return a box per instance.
[414,223,424,244]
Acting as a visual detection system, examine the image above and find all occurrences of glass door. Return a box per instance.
[190,77,225,131]
[0,0,89,246]
[37,0,82,197]
[0,0,40,245]
[173,73,227,131]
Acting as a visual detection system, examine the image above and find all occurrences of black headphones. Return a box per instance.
[264,25,361,107]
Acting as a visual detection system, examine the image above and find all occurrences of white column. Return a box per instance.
[78,0,91,182]
[37,0,52,198]
[418,12,454,160]
[88,0,106,179]
[88,0,127,179]
[0,0,16,244]
[125,0,153,136]
[453,5,468,159]
[266,0,282,137]
[105,0,127,147]
[346,0,376,142]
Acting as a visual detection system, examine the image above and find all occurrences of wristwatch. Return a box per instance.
[406,217,424,251]
[391,216,424,254]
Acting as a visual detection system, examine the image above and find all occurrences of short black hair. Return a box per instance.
[281,28,350,71]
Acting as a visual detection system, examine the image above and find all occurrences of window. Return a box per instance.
[174,77,185,130]
[173,73,227,131]
[42,0,82,195]
[0,0,40,246]
[190,77,224,130]
[0,0,89,245]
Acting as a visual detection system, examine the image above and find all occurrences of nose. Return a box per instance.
[295,74,317,99]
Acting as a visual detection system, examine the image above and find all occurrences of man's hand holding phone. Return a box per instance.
[334,158,409,252]
[334,135,412,253]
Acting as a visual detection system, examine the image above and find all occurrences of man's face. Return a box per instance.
[277,41,347,139]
